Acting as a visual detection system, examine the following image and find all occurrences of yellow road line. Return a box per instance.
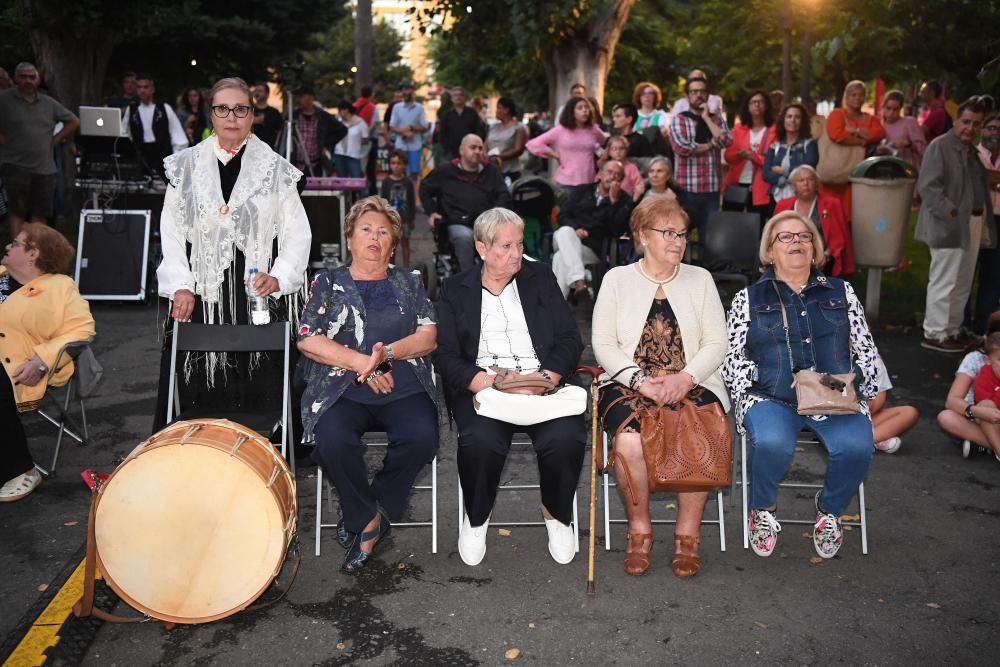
[3,559,98,667]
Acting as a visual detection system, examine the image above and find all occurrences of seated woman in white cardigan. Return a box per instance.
[591,196,729,578]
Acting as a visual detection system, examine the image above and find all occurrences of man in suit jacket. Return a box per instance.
[916,96,995,353]
[434,209,585,567]
[552,160,631,298]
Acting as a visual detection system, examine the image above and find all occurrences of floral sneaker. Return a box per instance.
[813,493,844,559]
[748,508,781,557]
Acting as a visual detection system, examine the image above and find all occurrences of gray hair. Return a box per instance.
[15,62,37,74]
[788,164,818,183]
[473,207,524,246]
[648,156,673,172]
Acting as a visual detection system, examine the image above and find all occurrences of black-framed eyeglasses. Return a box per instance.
[649,227,688,241]
[211,104,252,119]
[773,231,814,244]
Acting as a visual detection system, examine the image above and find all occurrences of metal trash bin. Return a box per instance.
[849,156,918,267]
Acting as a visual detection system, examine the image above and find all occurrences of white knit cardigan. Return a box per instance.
[591,262,730,412]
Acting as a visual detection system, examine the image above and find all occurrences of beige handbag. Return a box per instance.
[773,283,861,416]
[817,125,866,185]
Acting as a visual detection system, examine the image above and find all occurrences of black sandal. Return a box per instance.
[342,511,391,572]
[336,518,356,549]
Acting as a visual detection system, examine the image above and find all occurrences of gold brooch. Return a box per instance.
[220,204,230,215]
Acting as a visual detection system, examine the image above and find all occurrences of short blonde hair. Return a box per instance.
[473,207,524,246]
[344,196,403,247]
[841,80,867,108]
[759,210,826,267]
[629,195,689,241]
[209,77,252,106]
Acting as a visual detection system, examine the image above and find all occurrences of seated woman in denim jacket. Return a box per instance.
[298,196,438,572]
[722,211,880,560]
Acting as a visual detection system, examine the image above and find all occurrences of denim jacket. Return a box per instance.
[723,268,879,429]
[297,265,437,442]
[762,138,819,197]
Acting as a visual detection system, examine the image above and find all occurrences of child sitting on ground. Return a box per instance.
[972,333,1000,458]
[870,356,919,453]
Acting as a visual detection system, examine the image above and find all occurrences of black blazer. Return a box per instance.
[434,261,583,401]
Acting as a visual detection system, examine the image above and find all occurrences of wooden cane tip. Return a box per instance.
[586,581,596,595]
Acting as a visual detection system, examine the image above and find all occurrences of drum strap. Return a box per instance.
[73,487,149,624]
[245,539,302,614]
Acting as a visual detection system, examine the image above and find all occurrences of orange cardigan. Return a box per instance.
[723,124,775,206]
[825,109,885,148]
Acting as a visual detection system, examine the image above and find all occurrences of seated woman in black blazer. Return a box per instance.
[435,207,586,567]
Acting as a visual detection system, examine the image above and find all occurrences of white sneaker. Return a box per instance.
[458,514,489,566]
[874,436,902,454]
[0,468,42,502]
[544,516,576,564]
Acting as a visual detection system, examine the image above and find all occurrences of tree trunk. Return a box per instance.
[29,31,115,111]
[544,0,636,118]
[354,0,374,96]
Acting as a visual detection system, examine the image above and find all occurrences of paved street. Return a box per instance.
[2,217,999,666]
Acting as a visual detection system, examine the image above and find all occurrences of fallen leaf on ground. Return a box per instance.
[926,602,941,609]
[528,623,536,629]
[37,584,48,592]
[498,528,512,537]
[63,521,78,527]
[505,647,522,661]
[878,598,885,603]
[752,621,768,630]
[840,513,860,521]
[809,556,823,565]
[398,563,406,570]
[336,642,346,650]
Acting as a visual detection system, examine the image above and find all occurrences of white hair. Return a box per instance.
[788,164,818,183]
[473,207,524,246]
[15,62,37,74]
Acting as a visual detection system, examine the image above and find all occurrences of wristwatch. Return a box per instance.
[966,403,976,420]
[385,344,394,362]
[35,360,47,375]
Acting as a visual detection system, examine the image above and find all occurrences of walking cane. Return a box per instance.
[576,366,603,595]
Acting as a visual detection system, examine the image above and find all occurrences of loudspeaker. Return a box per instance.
[75,209,151,301]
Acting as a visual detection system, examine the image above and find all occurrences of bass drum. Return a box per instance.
[94,419,296,624]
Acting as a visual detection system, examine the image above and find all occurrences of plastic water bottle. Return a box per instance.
[246,268,270,325]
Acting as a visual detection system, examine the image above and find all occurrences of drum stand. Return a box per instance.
[72,471,301,630]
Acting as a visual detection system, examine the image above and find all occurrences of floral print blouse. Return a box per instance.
[297,264,437,442]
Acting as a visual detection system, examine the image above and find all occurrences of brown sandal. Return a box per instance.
[624,532,654,576]
[672,534,701,578]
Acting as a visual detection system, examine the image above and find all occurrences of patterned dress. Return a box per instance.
[600,297,720,435]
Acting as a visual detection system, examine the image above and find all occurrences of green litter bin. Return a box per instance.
[849,156,918,267]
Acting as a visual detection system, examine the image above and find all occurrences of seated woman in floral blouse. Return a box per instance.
[297,196,438,572]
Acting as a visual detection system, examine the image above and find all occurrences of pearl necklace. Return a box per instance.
[637,259,680,287]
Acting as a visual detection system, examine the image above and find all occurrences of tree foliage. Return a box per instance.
[304,18,413,105]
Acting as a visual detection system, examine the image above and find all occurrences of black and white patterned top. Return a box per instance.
[722,280,879,432]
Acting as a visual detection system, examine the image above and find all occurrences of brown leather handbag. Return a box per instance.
[604,393,732,499]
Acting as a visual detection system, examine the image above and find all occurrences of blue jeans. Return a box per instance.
[743,399,874,516]
[335,155,362,178]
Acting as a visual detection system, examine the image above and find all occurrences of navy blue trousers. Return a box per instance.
[312,392,438,533]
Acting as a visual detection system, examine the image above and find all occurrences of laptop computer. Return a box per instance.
[79,106,126,137]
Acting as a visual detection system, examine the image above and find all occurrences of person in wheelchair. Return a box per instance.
[552,160,632,298]
[420,134,511,272]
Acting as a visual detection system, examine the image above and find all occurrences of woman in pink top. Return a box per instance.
[526,96,608,195]
[876,89,926,169]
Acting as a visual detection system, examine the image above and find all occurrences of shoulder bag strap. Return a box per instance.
[772,281,797,386]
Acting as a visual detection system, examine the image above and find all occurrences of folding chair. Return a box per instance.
[457,435,581,553]
[601,432,727,552]
[738,431,869,554]
[166,321,294,468]
[314,448,438,556]
[702,210,762,288]
[34,339,101,474]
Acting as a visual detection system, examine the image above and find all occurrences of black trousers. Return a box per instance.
[451,393,586,526]
[974,244,1000,334]
[311,392,438,534]
[1,373,33,484]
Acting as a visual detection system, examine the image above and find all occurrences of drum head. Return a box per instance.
[95,443,286,623]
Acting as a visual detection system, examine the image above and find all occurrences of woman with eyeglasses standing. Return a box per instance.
[151,76,311,432]
[592,196,729,578]
[722,211,880,561]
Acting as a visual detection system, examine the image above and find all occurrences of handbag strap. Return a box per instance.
[771,281,798,382]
